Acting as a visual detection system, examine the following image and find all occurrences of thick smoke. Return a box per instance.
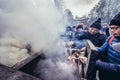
[63,0,100,17]
[0,0,79,80]
[0,0,65,66]
[35,59,78,80]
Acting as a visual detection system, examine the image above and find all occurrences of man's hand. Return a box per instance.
[79,56,88,64]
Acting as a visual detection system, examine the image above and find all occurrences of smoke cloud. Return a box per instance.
[63,0,100,17]
[0,0,81,80]
[35,58,78,80]
[0,0,65,66]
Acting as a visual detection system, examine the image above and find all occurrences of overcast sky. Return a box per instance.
[63,0,100,17]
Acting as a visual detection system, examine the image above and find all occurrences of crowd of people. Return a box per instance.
[62,12,120,80]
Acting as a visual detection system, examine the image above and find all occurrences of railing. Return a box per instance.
[83,40,98,80]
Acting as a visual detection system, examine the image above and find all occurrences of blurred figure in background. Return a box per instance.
[61,26,74,41]
[101,23,110,37]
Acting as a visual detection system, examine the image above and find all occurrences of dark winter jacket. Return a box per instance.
[96,60,120,80]
[76,31,107,47]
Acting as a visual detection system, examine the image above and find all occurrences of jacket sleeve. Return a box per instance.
[98,36,112,54]
[96,60,120,73]
[100,34,107,45]
[76,31,88,40]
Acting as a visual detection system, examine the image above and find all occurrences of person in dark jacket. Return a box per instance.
[77,18,107,47]
[62,26,74,41]
[73,25,87,49]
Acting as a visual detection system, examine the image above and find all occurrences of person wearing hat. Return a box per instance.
[95,12,120,80]
[76,18,107,47]
[64,26,74,41]
[73,25,87,49]
[74,24,84,40]
[79,12,120,80]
